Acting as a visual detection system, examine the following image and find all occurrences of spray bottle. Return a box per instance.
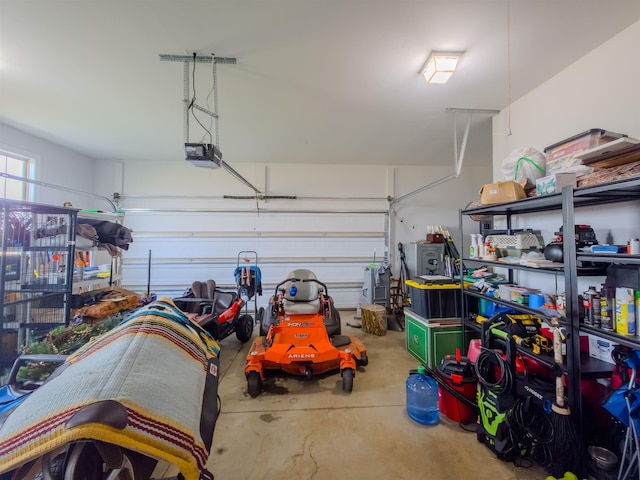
[476,234,484,258]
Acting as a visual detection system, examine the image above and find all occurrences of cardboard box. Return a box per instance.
[588,334,616,365]
[479,181,526,205]
[535,173,577,196]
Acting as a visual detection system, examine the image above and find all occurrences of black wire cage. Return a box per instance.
[0,200,77,367]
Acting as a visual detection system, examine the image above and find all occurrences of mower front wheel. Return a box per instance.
[247,371,262,398]
[236,314,254,343]
[342,368,354,393]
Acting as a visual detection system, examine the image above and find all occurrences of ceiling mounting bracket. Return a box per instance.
[159,54,237,64]
[159,52,262,194]
[446,108,500,175]
[390,108,499,207]
[159,53,237,144]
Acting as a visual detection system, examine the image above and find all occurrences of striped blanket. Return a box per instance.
[0,298,220,480]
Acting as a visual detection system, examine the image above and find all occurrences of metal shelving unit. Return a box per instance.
[460,176,640,425]
[0,200,77,367]
[73,210,126,294]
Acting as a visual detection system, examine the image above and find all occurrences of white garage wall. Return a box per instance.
[0,123,101,208]
[493,20,640,175]
[491,19,640,292]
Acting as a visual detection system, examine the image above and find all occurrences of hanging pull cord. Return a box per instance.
[187,52,197,110]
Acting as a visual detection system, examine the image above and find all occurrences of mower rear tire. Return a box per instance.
[247,372,262,398]
[359,353,369,367]
[334,309,342,336]
[342,368,354,393]
[236,314,254,343]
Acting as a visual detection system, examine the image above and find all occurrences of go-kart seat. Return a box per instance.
[282,269,321,315]
[174,280,217,314]
[213,290,237,316]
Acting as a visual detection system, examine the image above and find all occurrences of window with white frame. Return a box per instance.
[0,151,30,200]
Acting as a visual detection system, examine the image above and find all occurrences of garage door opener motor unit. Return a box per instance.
[185,143,222,168]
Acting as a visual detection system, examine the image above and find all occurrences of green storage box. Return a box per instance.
[405,308,463,368]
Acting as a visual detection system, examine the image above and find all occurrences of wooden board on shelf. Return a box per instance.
[576,137,640,168]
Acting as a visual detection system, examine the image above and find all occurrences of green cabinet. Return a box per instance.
[405,308,463,368]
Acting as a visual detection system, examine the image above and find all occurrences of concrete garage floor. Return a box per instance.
[207,311,547,480]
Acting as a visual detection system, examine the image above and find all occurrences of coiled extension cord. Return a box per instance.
[474,347,514,396]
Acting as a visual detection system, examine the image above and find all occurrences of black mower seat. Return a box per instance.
[282,269,321,315]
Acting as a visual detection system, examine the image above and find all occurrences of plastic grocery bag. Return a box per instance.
[502,147,547,189]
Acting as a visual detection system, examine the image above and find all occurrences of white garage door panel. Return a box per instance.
[124,211,384,233]
[124,236,383,260]
[119,207,388,309]
[123,262,374,291]
[125,274,364,312]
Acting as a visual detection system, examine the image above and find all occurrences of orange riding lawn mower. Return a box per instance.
[244,269,368,397]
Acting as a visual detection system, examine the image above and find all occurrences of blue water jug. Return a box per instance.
[406,365,440,425]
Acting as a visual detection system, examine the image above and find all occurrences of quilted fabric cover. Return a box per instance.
[0,298,220,480]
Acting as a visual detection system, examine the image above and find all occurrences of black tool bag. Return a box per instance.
[496,313,541,338]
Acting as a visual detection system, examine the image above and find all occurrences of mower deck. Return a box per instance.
[246,328,367,378]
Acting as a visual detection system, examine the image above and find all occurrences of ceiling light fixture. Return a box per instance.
[420,51,464,84]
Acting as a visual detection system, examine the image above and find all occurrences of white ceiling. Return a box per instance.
[1,1,640,168]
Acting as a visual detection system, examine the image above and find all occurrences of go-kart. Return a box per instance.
[174,279,256,343]
[244,269,367,397]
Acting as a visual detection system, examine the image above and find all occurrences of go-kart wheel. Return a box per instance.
[359,353,369,367]
[257,307,265,324]
[247,371,262,398]
[342,368,354,393]
[236,314,254,343]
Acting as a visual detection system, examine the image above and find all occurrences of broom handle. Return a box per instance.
[553,326,565,408]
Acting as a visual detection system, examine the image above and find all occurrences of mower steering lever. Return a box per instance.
[301,278,328,294]
[275,277,301,293]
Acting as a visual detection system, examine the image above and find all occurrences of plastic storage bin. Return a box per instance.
[405,278,461,319]
[544,128,625,176]
[406,365,440,425]
[478,298,516,318]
